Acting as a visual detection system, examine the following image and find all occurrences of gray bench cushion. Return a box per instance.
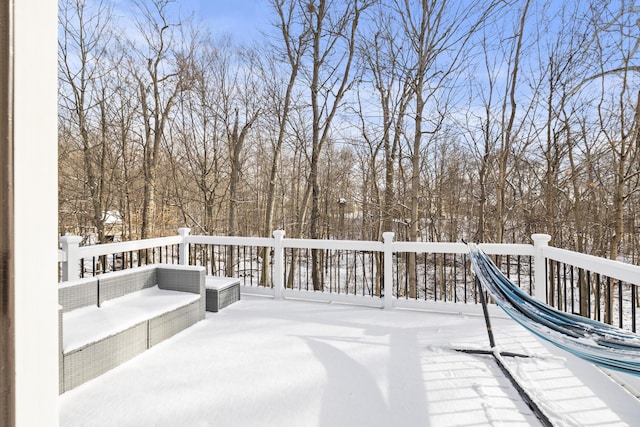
[98,265,157,305]
[58,277,98,313]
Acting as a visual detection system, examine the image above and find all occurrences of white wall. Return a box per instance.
[13,1,59,425]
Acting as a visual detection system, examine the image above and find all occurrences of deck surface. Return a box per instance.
[59,295,640,426]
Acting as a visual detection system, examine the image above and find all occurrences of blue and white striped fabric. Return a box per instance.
[468,244,640,376]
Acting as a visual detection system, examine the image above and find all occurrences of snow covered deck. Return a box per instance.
[59,295,640,426]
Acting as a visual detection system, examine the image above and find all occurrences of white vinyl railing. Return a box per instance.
[59,228,543,308]
[58,228,640,330]
[543,246,640,286]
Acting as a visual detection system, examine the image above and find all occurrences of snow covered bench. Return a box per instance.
[205,276,241,312]
[58,264,205,393]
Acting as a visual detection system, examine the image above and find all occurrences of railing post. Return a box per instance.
[383,232,395,310]
[532,233,551,303]
[59,234,82,281]
[273,230,285,300]
[178,227,191,265]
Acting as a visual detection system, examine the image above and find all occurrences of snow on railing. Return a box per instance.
[58,229,640,331]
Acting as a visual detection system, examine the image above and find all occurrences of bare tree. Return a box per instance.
[223,51,262,239]
[258,0,312,286]
[357,4,411,238]
[58,0,114,243]
[594,35,640,261]
[493,0,531,244]
[109,50,140,241]
[531,3,591,307]
[303,0,374,290]
[130,0,197,239]
[394,0,499,297]
[462,29,501,244]
[168,38,226,235]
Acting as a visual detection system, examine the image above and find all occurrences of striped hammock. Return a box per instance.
[468,244,640,376]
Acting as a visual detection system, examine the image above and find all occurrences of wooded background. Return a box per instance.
[58,0,640,263]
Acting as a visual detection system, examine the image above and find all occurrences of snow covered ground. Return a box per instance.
[59,295,640,426]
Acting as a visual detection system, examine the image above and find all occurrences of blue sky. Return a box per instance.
[182,0,272,42]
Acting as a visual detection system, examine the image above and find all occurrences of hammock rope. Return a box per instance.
[468,244,640,376]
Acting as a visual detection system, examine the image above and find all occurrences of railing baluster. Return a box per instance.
[343,250,348,294]
[595,274,601,322]
[443,253,447,303]
[350,251,354,295]
[357,251,361,296]
[301,248,306,291]
[556,261,562,311]
[369,251,374,297]
[579,269,584,317]
[338,249,343,294]
[354,250,358,295]
[606,277,612,325]
[361,251,365,296]
[585,270,591,319]
[329,249,333,293]
[559,261,564,311]
[248,246,252,284]
[270,248,275,288]
[463,254,468,304]
[453,254,458,303]
[204,244,209,273]
[619,280,624,329]
[570,265,575,314]
[473,255,478,303]
[345,249,349,294]
[632,284,637,333]
[403,253,408,299]
[421,253,426,300]
[530,256,534,297]
[394,253,399,299]
[338,250,342,293]
[433,253,437,301]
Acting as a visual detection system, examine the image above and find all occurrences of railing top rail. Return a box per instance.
[392,241,534,256]
[188,234,379,250]
[187,235,274,247]
[283,237,383,251]
[76,235,183,259]
[67,234,538,260]
[478,243,535,257]
[185,235,535,257]
[543,246,640,286]
[393,241,468,254]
